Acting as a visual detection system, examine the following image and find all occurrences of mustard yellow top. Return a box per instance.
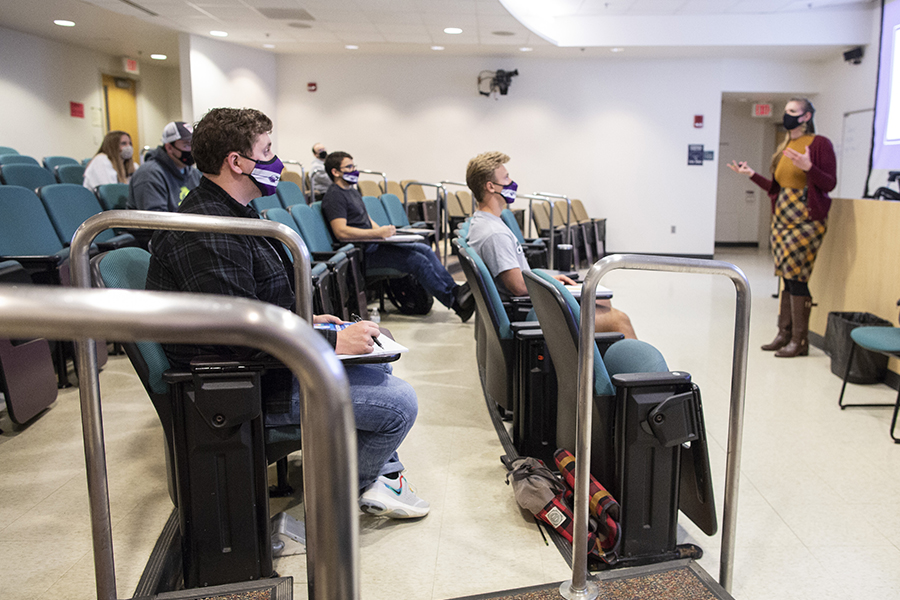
[774,134,815,189]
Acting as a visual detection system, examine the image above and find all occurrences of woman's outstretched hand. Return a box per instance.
[727,160,755,177]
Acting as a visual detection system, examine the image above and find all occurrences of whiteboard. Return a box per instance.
[839,108,874,199]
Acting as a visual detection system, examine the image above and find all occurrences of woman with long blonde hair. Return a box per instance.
[83,130,137,189]
[728,98,837,357]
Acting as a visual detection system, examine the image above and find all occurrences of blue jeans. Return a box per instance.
[366,242,457,307]
[286,363,418,492]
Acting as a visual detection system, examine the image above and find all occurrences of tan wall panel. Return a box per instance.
[810,197,900,371]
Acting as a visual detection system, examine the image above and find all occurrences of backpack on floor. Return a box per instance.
[386,275,434,315]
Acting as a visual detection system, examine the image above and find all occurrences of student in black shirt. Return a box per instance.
[321,151,475,322]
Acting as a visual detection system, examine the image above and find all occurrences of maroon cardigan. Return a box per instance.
[749,135,837,222]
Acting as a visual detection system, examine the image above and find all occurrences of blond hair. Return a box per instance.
[466,151,510,204]
[770,97,816,174]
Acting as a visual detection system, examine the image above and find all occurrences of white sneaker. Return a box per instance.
[359,473,430,519]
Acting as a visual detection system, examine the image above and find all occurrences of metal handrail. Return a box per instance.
[68,211,315,599]
[536,191,571,245]
[439,180,472,215]
[522,194,557,270]
[402,181,448,264]
[563,254,750,599]
[0,285,358,600]
[359,169,388,194]
[283,159,308,203]
[70,211,313,320]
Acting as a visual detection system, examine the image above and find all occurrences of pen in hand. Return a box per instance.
[351,313,383,348]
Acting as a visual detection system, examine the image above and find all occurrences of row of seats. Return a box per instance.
[0,161,87,189]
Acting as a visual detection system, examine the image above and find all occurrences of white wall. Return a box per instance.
[275,53,819,255]
[185,35,277,127]
[0,25,180,160]
[814,6,881,198]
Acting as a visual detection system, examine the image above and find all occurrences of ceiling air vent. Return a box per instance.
[258,8,315,20]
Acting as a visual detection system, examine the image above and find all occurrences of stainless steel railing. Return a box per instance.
[563,254,750,599]
[359,169,388,194]
[68,211,356,600]
[536,191,571,245]
[402,180,449,264]
[0,284,358,600]
[520,194,556,269]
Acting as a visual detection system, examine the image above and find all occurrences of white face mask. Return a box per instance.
[120,145,134,161]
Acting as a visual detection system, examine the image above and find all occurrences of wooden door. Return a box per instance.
[101,74,139,151]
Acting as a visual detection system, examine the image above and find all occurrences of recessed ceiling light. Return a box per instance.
[263,44,275,49]
[610,47,624,53]
[444,27,463,35]
[431,46,444,51]
[210,30,228,37]
[345,45,359,50]
[519,47,533,52]
[150,54,167,60]
[54,20,75,27]
[492,31,515,37]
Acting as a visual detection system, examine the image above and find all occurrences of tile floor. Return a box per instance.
[1,248,899,599]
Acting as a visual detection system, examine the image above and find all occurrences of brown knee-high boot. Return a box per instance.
[775,295,811,357]
[761,291,792,351]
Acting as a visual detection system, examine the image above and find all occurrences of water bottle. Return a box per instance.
[369,307,380,323]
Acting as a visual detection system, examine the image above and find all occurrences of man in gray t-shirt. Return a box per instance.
[467,210,530,299]
[465,151,636,339]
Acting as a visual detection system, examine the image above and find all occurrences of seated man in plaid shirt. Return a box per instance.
[146,107,429,519]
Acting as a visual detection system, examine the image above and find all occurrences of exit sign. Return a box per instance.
[752,103,772,117]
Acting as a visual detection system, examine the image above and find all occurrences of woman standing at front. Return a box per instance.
[728,98,837,357]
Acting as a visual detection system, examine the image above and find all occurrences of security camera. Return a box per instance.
[478,69,519,97]
[843,46,864,65]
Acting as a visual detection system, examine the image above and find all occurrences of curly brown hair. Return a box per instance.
[466,151,510,204]
[192,108,273,175]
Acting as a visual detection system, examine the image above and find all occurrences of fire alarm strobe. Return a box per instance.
[307,82,317,92]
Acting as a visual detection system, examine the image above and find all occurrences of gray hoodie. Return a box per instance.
[126,146,201,213]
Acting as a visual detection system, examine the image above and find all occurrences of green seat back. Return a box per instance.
[55,164,85,184]
[38,183,113,245]
[95,183,129,210]
[381,193,412,227]
[0,186,66,256]
[1,163,56,189]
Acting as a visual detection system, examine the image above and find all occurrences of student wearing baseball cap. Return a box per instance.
[126,121,202,248]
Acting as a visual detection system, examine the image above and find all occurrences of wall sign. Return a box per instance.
[688,144,704,165]
[70,102,84,118]
[753,103,772,117]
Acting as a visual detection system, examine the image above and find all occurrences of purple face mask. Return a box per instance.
[499,180,518,203]
[243,155,284,197]
[342,170,360,184]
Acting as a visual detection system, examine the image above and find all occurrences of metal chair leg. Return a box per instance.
[838,343,855,409]
[891,389,900,444]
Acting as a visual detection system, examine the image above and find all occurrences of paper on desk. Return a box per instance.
[565,284,613,299]
[335,333,408,360]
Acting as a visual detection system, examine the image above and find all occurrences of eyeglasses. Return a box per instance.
[341,164,357,171]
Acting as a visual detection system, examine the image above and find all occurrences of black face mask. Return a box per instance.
[172,145,194,166]
[317,149,327,160]
[782,112,805,131]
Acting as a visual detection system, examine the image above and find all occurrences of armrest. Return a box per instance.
[510,321,541,332]
[611,371,692,388]
[595,332,625,355]
[96,233,137,252]
[0,255,63,271]
[513,327,545,341]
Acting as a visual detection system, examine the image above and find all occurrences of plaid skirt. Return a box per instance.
[770,187,827,282]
